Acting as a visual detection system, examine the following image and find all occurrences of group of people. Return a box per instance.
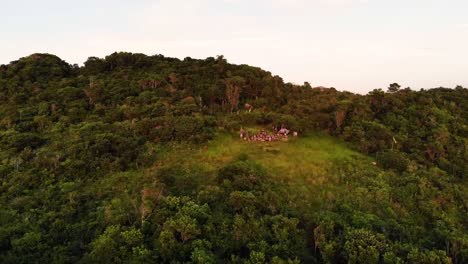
[239,126,298,142]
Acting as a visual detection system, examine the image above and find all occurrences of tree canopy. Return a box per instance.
[0,52,466,263]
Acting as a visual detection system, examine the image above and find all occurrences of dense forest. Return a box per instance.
[0,52,466,264]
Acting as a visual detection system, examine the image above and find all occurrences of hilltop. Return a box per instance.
[0,52,466,263]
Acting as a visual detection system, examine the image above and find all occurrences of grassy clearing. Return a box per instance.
[199,132,369,177]
[152,133,371,192]
[197,132,373,209]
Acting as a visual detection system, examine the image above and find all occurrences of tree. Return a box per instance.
[344,229,385,264]
[225,76,245,113]
[387,83,401,93]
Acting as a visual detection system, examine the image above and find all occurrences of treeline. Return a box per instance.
[1,52,465,176]
[0,53,466,263]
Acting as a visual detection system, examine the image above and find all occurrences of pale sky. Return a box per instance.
[1,0,467,93]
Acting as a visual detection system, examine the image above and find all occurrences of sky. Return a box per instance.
[1,0,467,93]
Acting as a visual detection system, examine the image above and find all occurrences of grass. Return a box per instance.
[90,129,379,221]
[201,132,373,208]
[149,130,374,211]
[199,132,368,177]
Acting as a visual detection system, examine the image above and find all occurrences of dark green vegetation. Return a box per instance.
[0,53,466,263]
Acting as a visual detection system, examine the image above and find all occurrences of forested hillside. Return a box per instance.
[0,53,466,263]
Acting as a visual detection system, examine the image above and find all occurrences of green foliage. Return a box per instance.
[218,158,267,191]
[0,52,466,263]
[377,151,409,172]
[344,229,385,264]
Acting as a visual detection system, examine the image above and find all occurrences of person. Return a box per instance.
[278,128,289,135]
[239,127,245,139]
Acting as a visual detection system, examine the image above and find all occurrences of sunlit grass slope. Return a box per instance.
[151,131,374,211]
[156,131,372,180]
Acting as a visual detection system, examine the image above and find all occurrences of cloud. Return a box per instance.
[318,0,369,7]
[270,0,305,7]
[255,0,368,8]
[221,0,367,9]
[133,0,272,41]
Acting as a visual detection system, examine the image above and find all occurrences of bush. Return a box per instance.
[152,116,215,143]
[217,158,266,191]
[377,151,409,173]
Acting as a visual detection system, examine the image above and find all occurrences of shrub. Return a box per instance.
[377,151,409,173]
[217,158,266,191]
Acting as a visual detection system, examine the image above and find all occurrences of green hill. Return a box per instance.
[0,52,466,263]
